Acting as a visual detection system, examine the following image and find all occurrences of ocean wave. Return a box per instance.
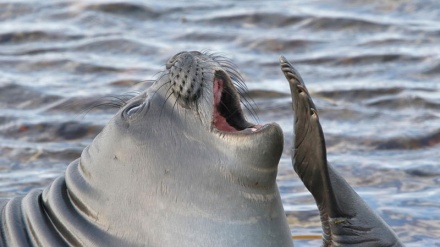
[0,83,60,109]
[83,2,160,19]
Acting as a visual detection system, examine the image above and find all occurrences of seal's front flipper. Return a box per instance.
[279,56,403,247]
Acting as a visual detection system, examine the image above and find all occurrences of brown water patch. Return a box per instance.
[85,2,160,19]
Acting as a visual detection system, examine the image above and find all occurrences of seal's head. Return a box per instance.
[65,51,291,246]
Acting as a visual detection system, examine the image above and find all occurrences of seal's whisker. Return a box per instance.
[152,70,167,79]
[217,91,248,121]
[78,103,120,120]
[133,79,157,87]
[226,75,259,123]
[155,71,169,82]
[171,94,181,119]
[102,93,139,107]
[78,92,141,119]
[148,74,172,119]
[149,79,171,102]
[199,84,218,124]
[215,85,259,124]
[159,84,175,122]
[144,80,171,118]
[204,81,246,122]
[236,90,260,124]
[200,49,214,56]
[219,101,241,119]
[200,84,213,109]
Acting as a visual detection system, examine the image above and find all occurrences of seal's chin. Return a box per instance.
[212,72,262,133]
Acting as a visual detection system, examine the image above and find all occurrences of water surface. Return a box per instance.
[0,1,439,246]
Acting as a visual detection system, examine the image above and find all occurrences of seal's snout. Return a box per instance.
[164,51,273,137]
[167,51,206,107]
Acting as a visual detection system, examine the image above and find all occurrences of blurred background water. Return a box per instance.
[0,0,439,246]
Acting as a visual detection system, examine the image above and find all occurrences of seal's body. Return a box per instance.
[0,52,293,247]
[0,52,403,247]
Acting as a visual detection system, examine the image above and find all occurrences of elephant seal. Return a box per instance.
[0,51,293,246]
[280,56,403,246]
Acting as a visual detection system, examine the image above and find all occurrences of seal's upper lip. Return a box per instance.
[211,70,264,134]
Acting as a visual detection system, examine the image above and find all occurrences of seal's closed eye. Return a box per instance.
[122,97,149,120]
[125,104,143,118]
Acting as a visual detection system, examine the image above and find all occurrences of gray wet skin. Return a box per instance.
[0,51,293,246]
[280,56,403,247]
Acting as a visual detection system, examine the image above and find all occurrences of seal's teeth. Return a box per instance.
[237,124,263,133]
[251,124,263,132]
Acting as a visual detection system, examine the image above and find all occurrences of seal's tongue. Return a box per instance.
[213,78,237,132]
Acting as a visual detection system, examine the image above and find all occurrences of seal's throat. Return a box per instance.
[212,73,258,132]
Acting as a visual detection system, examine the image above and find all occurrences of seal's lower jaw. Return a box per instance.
[211,71,265,135]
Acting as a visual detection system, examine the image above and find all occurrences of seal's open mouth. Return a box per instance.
[212,71,262,133]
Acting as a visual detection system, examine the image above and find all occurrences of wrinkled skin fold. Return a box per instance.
[280,56,403,247]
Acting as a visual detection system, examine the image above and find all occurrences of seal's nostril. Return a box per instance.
[190,51,202,56]
[166,51,187,69]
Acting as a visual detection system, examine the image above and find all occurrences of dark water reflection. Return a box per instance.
[0,1,439,246]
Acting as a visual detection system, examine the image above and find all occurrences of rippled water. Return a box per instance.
[0,1,439,246]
